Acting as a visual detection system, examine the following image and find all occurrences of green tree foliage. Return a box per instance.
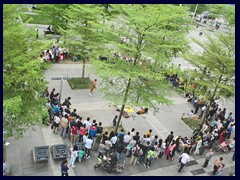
[223,5,235,26]
[89,4,192,131]
[182,33,235,123]
[207,4,228,20]
[187,4,209,14]
[61,4,108,81]
[36,4,71,32]
[3,4,51,138]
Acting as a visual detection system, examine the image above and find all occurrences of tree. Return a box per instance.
[3,4,51,139]
[61,4,107,82]
[36,4,71,32]
[89,4,192,132]
[187,4,209,14]
[182,33,235,124]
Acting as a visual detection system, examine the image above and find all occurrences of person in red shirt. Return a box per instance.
[79,124,87,142]
[71,124,79,144]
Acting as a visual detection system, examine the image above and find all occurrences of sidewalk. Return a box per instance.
[6,19,234,176]
[6,63,235,176]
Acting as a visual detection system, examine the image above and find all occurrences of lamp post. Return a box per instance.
[193,4,199,18]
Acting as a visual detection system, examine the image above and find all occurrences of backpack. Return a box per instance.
[133,147,140,157]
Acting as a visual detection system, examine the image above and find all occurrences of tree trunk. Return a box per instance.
[3,140,7,163]
[115,78,131,133]
[201,75,222,124]
[81,59,85,83]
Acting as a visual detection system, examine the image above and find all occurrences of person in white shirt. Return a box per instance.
[130,128,135,138]
[84,117,92,132]
[53,115,60,134]
[178,152,190,172]
[110,133,118,152]
[124,132,132,146]
[85,136,93,159]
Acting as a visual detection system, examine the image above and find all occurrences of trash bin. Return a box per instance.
[33,146,50,162]
[51,144,68,160]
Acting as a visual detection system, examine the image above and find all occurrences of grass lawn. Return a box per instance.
[181,117,202,130]
[21,13,52,25]
[67,77,92,90]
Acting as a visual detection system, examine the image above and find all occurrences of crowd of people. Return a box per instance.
[39,44,69,63]
[42,82,234,175]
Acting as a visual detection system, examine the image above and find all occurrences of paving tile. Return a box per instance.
[191,168,206,175]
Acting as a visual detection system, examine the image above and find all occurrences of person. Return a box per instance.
[150,135,158,148]
[60,159,69,176]
[168,140,176,160]
[123,132,132,147]
[116,139,125,163]
[178,152,190,172]
[108,131,115,141]
[70,109,77,117]
[232,150,235,161]
[102,131,109,145]
[36,29,39,39]
[79,124,87,142]
[136,107,148,115]
[50,88,56,101]
[226,112,233,128]
[130,143,143,166]
[215,164,225,176]
[70,123,79,144]
[130,128,135,138]
[165,131,174,147]
[194,137,203,155]
[139,141,150,164]
[108,151,118,173]
[146,129,152,137]
[110,132,118,152]
[69,145,78,168]
[85,136,93,159]
[112,115,118,126]
[89,79,97,96]
[213,157,223,175]
[53,114,60,134]
[43,87,49,98]
[83,117,92,132]
[227,124,234,139]
[89,124,98,142]
[63,97,71,106]
[92,130,102,151]
[218,129,228,145]
[202,149,214,168]
[144,147,156,168]
[60,114,69,138]
[96,122,103,134]
[227,137,235,152]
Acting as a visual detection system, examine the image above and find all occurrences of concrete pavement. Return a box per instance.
[6,62,235,176]
[6,17,235,176]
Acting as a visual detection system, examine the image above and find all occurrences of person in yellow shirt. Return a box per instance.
[89,79,97,96]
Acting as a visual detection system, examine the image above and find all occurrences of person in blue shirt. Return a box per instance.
[226,112,233,128]
[117,129,125,139]
[61,159,69,176]
[53,105,60,116]
[89,124,98,142]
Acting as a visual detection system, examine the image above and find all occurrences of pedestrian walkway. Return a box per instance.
[6,17,234,176]
[6,61,235,176]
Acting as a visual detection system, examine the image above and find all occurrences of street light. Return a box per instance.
[192,4,199,19]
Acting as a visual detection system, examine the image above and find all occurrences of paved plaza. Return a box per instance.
[6,62,235,176]
[5,17,235,176]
